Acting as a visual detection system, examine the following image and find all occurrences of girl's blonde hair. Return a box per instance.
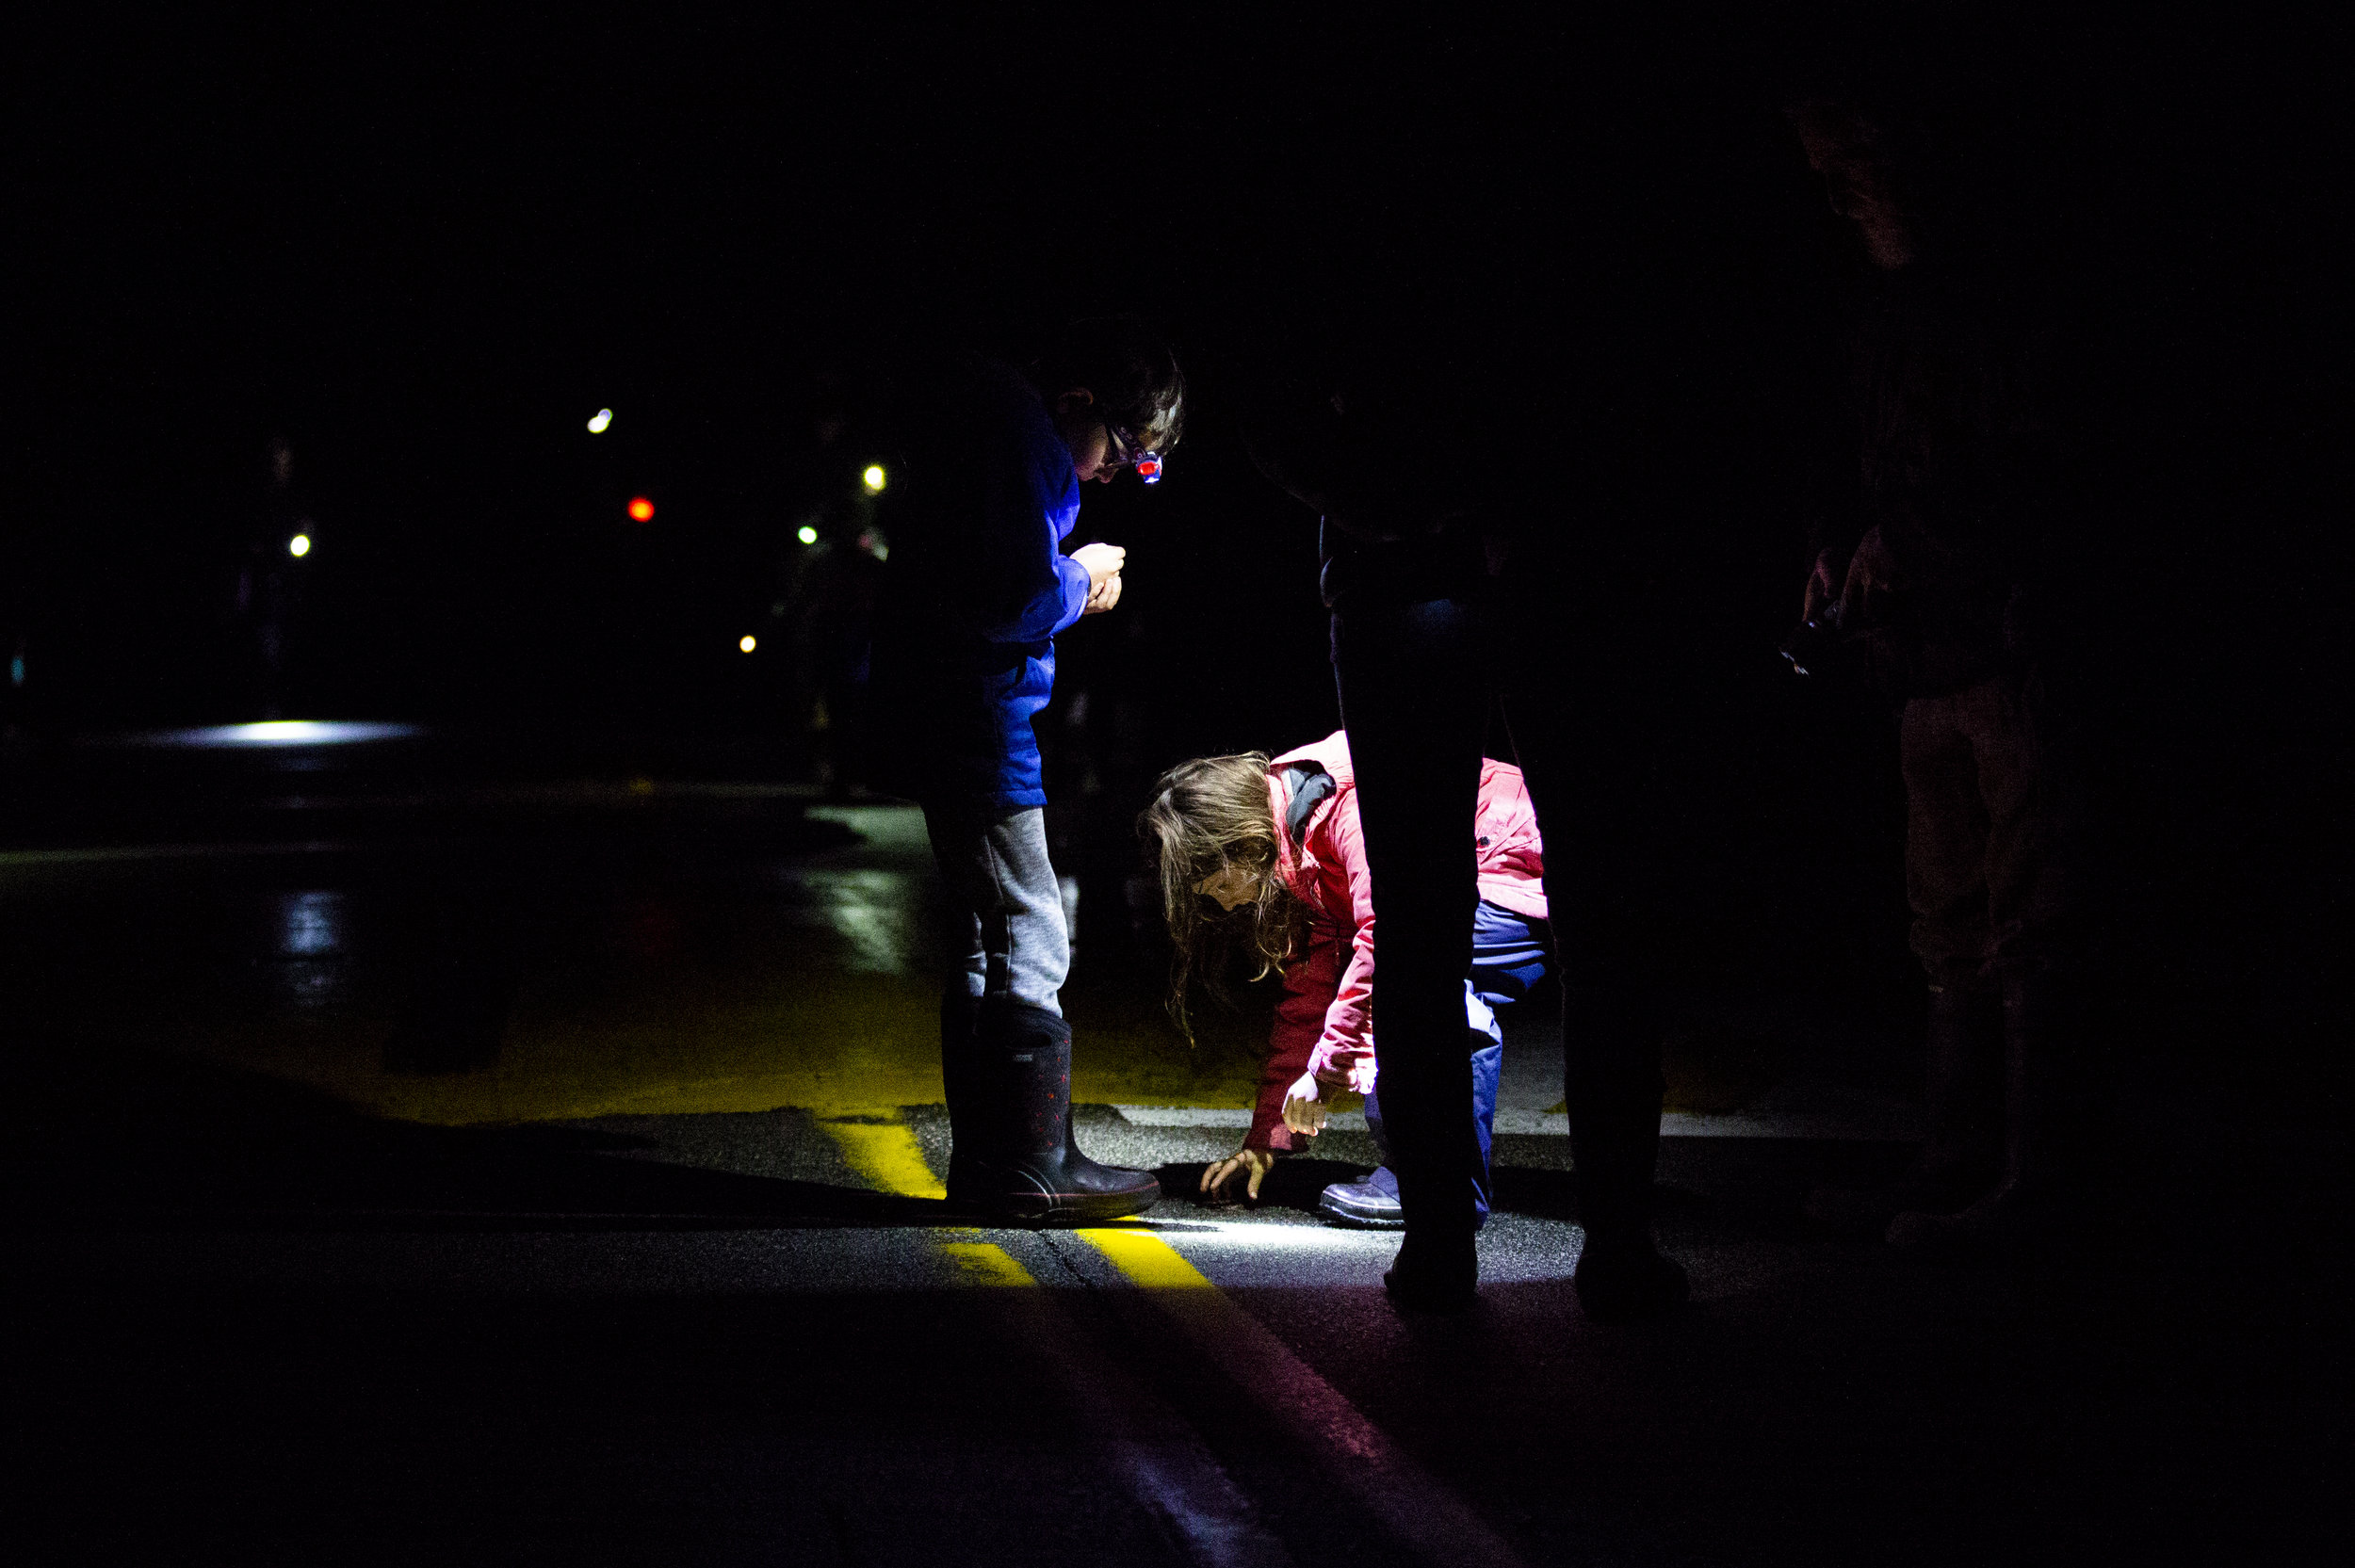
[1137,752,1305,1042]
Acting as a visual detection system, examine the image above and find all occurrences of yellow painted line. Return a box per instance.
[1079,1224,1220,1290]
[815,1117,1043,1309]
[814,1112,1048,1288]
[937,1242,1037,1286]
[819,1114,947,1201]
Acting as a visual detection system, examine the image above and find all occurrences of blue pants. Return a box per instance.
[1363,900,1548,1224]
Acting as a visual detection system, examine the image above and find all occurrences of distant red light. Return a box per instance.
[627,496,656,523]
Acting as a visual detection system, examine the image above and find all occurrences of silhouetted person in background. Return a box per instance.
[788,517,887,800]
[869,315,1183,1223]
[1783,96,2083,1249]
[230,435,312,719]
[771,387,890,798]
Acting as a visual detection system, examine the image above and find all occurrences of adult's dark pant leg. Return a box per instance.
[1331,596,1491,1251]
[1333,903,1537,1233]
[1897,692,2006,1187]
[1356,1013,1505,1228]
[1901,692,1996,994]
[1501,686,1688,1320]
[1890,670,2084,1247]
[1966,668,2081,991]
[1501,695,1658,1226]
[1904,667,2083,982]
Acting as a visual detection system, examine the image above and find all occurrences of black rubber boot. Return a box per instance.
[1804,978,1999,1233]
[1572,1233,1689,1325]
[1567,990,1688,1324]
[944,999,1159,1225]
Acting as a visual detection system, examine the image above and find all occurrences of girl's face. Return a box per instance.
[1192,864,1261,913]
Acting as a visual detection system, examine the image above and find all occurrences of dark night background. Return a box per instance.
[6,8,2347,1180]
[5,8,2353,1562]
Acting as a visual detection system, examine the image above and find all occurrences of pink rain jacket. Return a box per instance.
[1246,731,1547,1153]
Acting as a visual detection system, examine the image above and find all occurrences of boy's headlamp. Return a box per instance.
[1104,418,1164,485]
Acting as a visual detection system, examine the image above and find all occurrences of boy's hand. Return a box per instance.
[1199,1147,1276,1204]
[1072,542,1127,615]
[1281,1072,1328,1137]
[1839,526,1892,622]
[1801,547,1843,622]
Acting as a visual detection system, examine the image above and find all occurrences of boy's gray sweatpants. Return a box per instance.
[922,804,1069,1017]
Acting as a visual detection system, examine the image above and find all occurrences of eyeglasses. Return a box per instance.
[1099,416,1163,485]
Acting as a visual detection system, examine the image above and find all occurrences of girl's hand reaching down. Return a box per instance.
[1200,1147,1276,1204]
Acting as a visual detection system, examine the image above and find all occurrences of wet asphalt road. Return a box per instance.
[4,742,2346,1565]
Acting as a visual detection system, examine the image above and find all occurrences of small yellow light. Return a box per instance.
[797,525,820,544]
[739,635,757,654]
[288,533,312,558]
[587,408,613,434]
[862,464,886,493]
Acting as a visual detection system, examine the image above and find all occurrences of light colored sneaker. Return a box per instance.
[1318,1171,1405,1229]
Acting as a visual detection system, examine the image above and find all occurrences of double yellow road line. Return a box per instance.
[818,1107,1535,1568]
[819,1107,1223,1289]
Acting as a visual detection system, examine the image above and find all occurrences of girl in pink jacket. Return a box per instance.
[1140,731,1550,1226]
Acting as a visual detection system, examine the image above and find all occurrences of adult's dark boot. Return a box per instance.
[1889,968,2063,1251]
[1573,1233,1689,1326]
[1383,1226,1479,1313]
[944,999,1159,1225]
[1804,978,1999,1234]
[1567,1005,1688,1324]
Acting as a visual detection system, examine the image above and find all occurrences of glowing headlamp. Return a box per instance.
[1104,417,1164,486]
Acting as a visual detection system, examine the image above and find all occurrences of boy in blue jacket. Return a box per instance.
[869,315,1184,1223]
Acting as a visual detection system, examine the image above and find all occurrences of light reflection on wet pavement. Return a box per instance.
[0,789,1268,1124]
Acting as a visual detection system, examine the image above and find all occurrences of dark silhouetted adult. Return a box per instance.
[1243,376,1690,1320]
[869,316,1184,1223]
[1786,99,2080,1248]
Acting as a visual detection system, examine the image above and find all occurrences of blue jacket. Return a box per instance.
[869,356,1093,816]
